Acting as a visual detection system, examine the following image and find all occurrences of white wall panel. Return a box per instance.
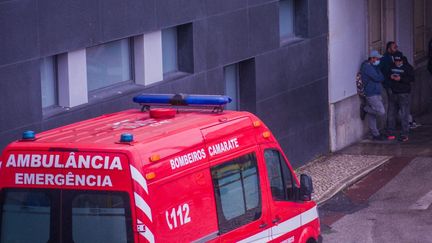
[134,31,163,86]
[328,0,367,103]
[57,49,88,107]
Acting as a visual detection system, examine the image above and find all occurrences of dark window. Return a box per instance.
[0,191,51,243]
[224,58,256,112]
[264,149,295,201]
[86,39,133,92]
[224,64,239,110]
[279,0,295,39]
[40,56,58,109]
[162,23,194,77]
[279,0,309,42]
[0,189,133,243]
[211,153,261,234]
[71,193,130,243]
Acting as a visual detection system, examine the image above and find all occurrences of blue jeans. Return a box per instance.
[387,93,411,136]
[364,95,386,137]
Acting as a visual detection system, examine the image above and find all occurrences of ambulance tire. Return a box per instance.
[306,238,317,243]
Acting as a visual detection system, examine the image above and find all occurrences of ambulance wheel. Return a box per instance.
[306,238,317,243]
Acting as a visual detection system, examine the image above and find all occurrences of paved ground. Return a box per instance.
[295,106,432,205]
[296,154,390,203]
[293,106,432,242]
[321,156,432,242]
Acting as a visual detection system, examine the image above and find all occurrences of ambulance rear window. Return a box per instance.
[0,189,133,243]
[211,153,262,234]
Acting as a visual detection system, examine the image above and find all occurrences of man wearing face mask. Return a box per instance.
[360,50,388,141]
[387,54,414,142]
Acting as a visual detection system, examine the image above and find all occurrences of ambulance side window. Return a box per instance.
[264,149,295,201]
[211,153,262,234]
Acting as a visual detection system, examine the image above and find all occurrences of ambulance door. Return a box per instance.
[259,144,303,242]
[209,149,272,242]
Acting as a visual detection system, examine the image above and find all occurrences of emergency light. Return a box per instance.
[22,130,36,140]
[133,94,232,106]
[120,133,134,143]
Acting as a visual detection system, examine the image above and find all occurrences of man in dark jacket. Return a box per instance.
[361,50,387,140]
[380,41,403,90]
[387,54,414,141]
[379,41,403,131]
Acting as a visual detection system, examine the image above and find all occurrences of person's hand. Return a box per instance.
[391,74,401,81]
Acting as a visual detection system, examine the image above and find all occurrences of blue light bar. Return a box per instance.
[133,94,232,106]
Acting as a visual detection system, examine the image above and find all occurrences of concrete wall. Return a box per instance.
[328,0,367,103]
[0,0,329,168]
[328,0,368,151]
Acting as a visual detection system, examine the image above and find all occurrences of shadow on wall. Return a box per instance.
[412,65,432,115]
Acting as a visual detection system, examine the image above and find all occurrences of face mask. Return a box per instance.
[373,60,380,66]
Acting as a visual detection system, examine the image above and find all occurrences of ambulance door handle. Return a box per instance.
[259,222,268,228]
[272,216,281,224]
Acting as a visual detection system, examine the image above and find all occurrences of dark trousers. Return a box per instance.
[387,92,411,136]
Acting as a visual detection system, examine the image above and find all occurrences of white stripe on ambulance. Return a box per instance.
[134,192,153,222]
[237,206,318,243]
[6,153,123,170]
[130,165,149,193]
[137,219,155,243]
[130,165,155,242]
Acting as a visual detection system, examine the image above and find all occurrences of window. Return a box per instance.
[40,56,58,108]
[86,39,132,92]
[162,27,178,75]
[211,153,261,234]
[279,0,295,39]
[224,64,239,110]
[279,0,309,43]
[0,189,133,243]
[71,193,130,243]
[162,23,194,78]
[0,191,51,243]
[224,59,256,112]
[264,149,295,201]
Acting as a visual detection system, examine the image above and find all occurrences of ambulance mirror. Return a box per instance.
[300,174,313,201]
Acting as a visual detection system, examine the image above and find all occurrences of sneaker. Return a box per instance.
[360,104,366,120]
[372,134,387,141]
[398,135,409,142]
[409,121,421,129]
[383,130,396,140]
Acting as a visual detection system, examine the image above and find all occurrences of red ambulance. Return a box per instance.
[0,94,320,243]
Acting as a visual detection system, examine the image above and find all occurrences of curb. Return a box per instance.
[315,156,392,205]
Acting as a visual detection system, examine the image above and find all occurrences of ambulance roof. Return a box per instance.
[3,94,271,171]
[9,108,254,148]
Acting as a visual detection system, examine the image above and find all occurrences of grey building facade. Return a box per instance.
[0,0,329,168]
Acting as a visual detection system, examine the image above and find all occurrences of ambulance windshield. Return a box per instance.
[0,189,133,243]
